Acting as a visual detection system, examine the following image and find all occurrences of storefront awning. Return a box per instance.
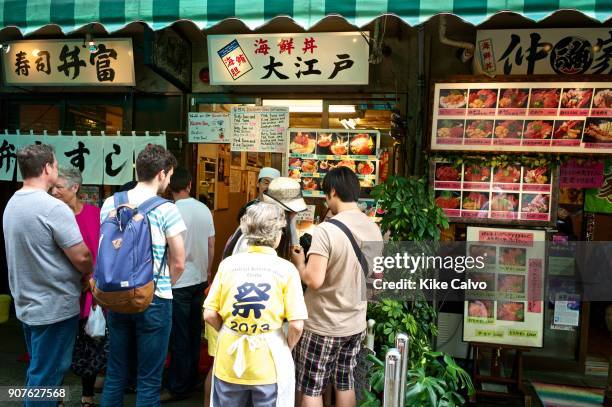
[0,0,609,35]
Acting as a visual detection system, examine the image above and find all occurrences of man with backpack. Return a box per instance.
[97,145,186,407]
[291,167,383,407]
[4,144,93,406]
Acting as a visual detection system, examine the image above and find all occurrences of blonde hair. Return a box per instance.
[240,203,287,247]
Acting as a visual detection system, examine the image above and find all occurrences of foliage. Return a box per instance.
[362,350,474,407]
[371,175,449,241]
[364,175,474,406]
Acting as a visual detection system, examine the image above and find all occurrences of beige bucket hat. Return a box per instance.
[261,177,308,213]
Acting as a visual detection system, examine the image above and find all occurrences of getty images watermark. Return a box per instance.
[359,241,612,302]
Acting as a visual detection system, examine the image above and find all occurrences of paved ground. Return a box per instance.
[1,316,604,406]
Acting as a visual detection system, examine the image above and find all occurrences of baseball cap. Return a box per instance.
[262,177,307,213]
[258,167,281,181]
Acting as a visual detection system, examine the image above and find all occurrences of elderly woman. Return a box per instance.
[204,202,307,407]
[51,167,104,407]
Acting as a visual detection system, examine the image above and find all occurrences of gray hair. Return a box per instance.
[240,203,287,248]
[58,166,83,190]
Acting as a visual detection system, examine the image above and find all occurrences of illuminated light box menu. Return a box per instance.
[432,82,612,153]
[287,129,380,198]
[463,227,545,348]
[433,162,555,225]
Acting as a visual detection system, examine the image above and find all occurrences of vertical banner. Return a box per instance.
[0,134,19,181]
[79,137,105,185]
[103,137,134,185]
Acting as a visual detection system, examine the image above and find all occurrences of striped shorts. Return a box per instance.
[293,329,366,397]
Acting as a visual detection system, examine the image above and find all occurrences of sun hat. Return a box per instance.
[262,177,308,213]
[258,167,281,181]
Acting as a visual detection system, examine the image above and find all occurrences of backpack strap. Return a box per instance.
[325,219,369,278]
[138,196,170,215]
[113,191,129,208]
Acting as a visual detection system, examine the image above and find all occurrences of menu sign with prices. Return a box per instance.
[188,112,230,143]
[431,82,612,154]
[287,129,380,198]
[463,227,545,348]
[230,106,289,153]
[432,161,557,226]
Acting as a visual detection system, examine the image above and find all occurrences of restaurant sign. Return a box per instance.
[207,32,369,85]
[475,28,612,76]
[2,39,135,86]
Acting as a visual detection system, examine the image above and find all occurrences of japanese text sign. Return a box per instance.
[475,29,612,76]
[188,112,230,143]
[207,32,369,85]
[231,106,289,152]
[3,39,135,86]
[560,159,605,188]
[0,133,165,184]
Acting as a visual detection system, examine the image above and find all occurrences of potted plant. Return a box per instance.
[361,175,474,406]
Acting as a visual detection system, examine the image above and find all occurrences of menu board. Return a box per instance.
[431,82,612,154]
[188,112,230,143]
[433,161,556,225]
[287,128,380,198]
[231,106,289,153]
[463,227,545,348]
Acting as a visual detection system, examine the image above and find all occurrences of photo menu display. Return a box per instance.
[287,129,380,197]
[432,82,612,153]
[433,162,554,223]
[463,227,545,348]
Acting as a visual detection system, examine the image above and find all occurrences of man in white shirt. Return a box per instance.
[162,167,215,402]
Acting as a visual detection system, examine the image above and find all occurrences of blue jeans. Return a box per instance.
[101,296,172,407]
[22,315,78,407]
[167,282,206,396]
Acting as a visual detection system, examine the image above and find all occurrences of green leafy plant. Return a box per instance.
[363,175,473,406]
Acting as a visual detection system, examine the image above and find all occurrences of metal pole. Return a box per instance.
[395,333,409,407]
[366,319,375,351]
[383,348,401,407]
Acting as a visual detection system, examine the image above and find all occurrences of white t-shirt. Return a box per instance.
[174,198,215,289]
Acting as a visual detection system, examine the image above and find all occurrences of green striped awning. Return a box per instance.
[0,0,610,35]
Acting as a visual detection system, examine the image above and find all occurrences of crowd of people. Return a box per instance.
[4,142,383,407]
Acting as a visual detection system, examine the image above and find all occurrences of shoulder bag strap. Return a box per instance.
[325,218,369,278]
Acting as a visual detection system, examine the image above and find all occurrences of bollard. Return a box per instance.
[383,348,401,407]
[366,319,375,351]
[395,333,409,407]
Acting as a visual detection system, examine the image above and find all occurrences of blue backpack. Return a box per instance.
[91,192,169,313]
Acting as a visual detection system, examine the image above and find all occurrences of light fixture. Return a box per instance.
[84,32,97,53]
[0,43,10,53]
[32,49,40,57]
[262,99,357,114]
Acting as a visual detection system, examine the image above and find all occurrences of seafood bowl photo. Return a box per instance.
[498,88,529,108]
[315,132,337,155]
[329,135,349,156]
[497,302,525,322]
[584,119,612,143]
[300,159,317,174]
[494,120,523,139]
[469,273,496,291]
[523,120,553,139]
[434,191,461,210]
[350,133,376,156]
[493,166,521,183]
[553,120,584,139]
[469,245,496,264]
[356,161,376,175]
[468,300,494,318]
[436,120,465,139]
[439,89,467,108]
[288,157,302,168]
[301,177,320,191]
[498,274,525,293]
[463,165,491,182]
[523,167,549,184]
[435,164,461,181]
[289,132,316,154]
[468,89,498,109]
[560,88,593,109]
[521,194,550,213]
[317,160,334,173]
[490,193,519,212]
[529,88,560,109]
[465,120,494,139]
[593,89,612,109]
[499,247,526,267]
[462,192,489,211]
